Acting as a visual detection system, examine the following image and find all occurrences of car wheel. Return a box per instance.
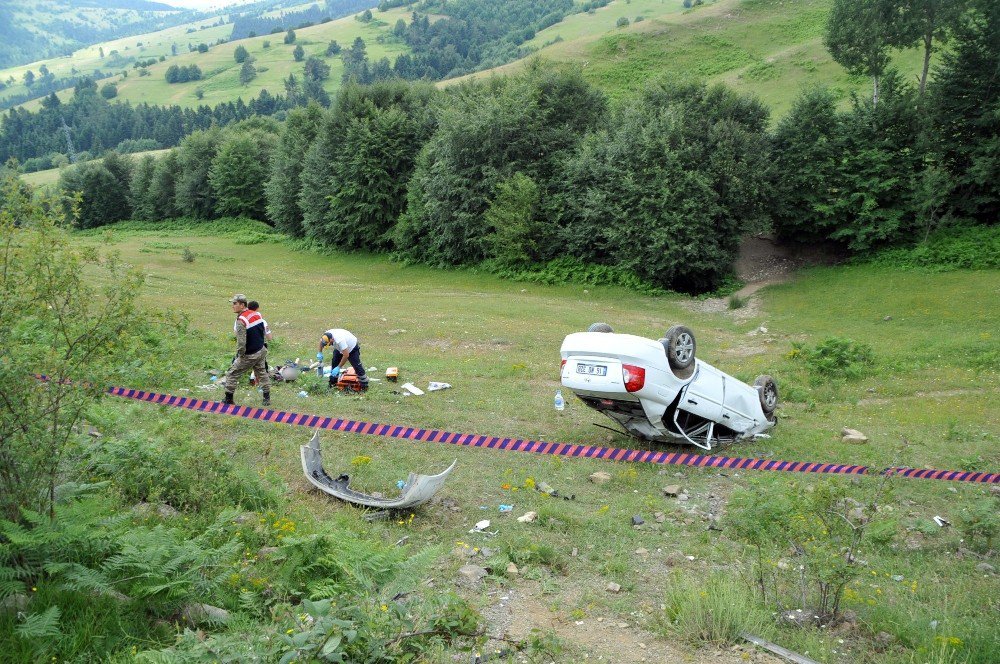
[663,325,696,370]
[754,375,778,418]
[588,322,614,333]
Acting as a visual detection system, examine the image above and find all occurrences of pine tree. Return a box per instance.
[239,58,257,85]
[929,0,1000,221]
[266,104,325,235]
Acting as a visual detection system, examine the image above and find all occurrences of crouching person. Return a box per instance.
[223,293,270,406]
[318,328,368,391]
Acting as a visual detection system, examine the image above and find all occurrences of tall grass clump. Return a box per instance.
[659,573,769,645]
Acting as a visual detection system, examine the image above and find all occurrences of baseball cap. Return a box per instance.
[229,293,248,304]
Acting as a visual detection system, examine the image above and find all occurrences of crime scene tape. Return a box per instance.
[105,386,999,485]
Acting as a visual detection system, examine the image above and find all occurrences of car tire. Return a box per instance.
[663,325,696,370]
[588,322,614,333]
[754,375,778,418]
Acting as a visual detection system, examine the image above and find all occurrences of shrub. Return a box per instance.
[181,246,195,262]
[789,337,874,379]
[728,293,748,309]
[726,478,895,621]
[659,574,769,645]
[868,225,1000,271]
[616,16,630,27]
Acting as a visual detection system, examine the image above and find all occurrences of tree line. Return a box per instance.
[33,0,998,293]
[0,78,293,170]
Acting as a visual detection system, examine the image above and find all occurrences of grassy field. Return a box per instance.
[46,223,998,662]
[452,0,926,117]
[0,14,234,109]
[7,6,410,112]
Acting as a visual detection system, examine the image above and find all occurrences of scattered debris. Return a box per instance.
[386,367,399,382]
[516,511,537,523]
[677,493,690,502]
[631,514,645,526]
[892,575,904,582]
[428,381,451,391]
[841,427,869,444]
[741,632,820,664]
[470,520,492,533]
[932,515,950,528]
[401,382,424,396]
[589,471,612,485]
[301,431,455,508]
[498,504,513,513]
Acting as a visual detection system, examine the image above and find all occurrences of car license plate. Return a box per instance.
[576,363,607,376]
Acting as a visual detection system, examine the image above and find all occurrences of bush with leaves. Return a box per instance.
[301,81,438,250]
[789,336,875,380]
[726,477,896,622]
[0,181,148,520]
[555,80,772,292]
[395,68,606,266]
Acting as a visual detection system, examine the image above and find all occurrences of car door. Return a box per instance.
[679,363,725,423]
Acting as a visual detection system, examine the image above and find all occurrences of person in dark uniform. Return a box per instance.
[223,294,270,406]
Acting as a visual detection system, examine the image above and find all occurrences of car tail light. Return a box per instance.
[560,359,567,370]
[622,364,645,392]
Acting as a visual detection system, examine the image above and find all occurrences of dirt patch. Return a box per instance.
[479,581,779,663]
[681,235,846,319]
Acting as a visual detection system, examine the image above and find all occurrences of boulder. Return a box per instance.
[975,562,995,575]
[841,428,869,444]
[181,603,231,626]
[589,471,612,485]
[606,582,621,594]
[457,564,487,587]
[0,593,29,613]
[506,563,519,577]
[662,485,682,497]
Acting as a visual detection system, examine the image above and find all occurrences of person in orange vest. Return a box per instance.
[223,293,270,406]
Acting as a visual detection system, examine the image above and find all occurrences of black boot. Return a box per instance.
[223,392,235,405]
[262,391,270,407]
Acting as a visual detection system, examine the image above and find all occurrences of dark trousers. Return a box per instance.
[330,344,368,385]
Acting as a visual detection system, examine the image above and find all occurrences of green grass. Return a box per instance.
[65,222,999,662]
[1,14,234,109]
[453,0,930,118]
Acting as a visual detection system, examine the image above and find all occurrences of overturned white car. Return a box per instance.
[560,324,777,450]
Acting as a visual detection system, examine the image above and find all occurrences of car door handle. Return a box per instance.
[687,399,698,405]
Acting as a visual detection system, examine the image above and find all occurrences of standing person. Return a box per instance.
[318,328,368,390]
[247,300,272,386]
[223,294,270,406]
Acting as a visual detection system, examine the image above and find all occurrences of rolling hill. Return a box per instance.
[4,4,402,112]
[0,0,201,70]
[449,0,926,117]
[3,0,934,121]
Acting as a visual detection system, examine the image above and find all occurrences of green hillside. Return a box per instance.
[9,6,408,112]
[0,0,195,70]
[0,14,234,109]
[451,0,926,117]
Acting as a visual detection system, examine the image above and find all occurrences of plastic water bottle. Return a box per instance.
[554,389,565,411]
[316,352,324,378]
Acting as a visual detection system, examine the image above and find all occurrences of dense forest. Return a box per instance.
[345,0,605,83]
[0,80,292,172]
[17,0,993,293]
[230,0,376,40]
